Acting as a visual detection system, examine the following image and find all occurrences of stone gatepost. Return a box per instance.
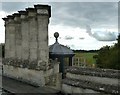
[34,5,51,68]
[6,15,16,59]
[19,11,29,60]
[13,13,21,59]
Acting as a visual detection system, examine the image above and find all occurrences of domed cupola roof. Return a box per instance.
[49,32,74,55]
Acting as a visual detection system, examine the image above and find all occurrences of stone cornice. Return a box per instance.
[13,13,21,23]
[18,10,28,15]
[18,11,28,20]
[26,8,36,12]
[6,15,15,24]
[34,4,51,17]
[3,4,51,21]
[13,13,21,17]
[26,8,37,17]
[2,17,8,21]
[7,15,14,19]
[2,18,9,26]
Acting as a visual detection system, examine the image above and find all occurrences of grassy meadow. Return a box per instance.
[74,52,97,67]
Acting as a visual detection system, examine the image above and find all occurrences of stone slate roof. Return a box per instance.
[49,32,74,56]
[49,41,74,55]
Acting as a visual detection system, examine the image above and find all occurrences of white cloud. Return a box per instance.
[64,36,74,40]
[86,25,118,41]
[0,2,118,50]
[0,11,7,43]
[49,24,117,50]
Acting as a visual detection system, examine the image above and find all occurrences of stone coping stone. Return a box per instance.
[2,17,8,21]
[34,4,50,9]
[62,78,119,94]
[66,67,120,79]
[26,8,36,12]
[13,13,21,17]
[34,4,51,17]
[7,15,14,19]
[18,10,28,15]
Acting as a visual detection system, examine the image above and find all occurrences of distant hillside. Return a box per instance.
[73,50,99,53]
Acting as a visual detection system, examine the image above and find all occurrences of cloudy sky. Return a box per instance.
[0,1,119,50]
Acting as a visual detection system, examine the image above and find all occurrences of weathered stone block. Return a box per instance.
[3,65,45,86]
[62,84,72,93]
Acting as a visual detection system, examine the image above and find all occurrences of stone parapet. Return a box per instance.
[62,66,119,94]
[62,78,119,94]
[66,67,120,79]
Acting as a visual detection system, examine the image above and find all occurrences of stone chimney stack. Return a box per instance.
[3,4,51,68]
[2,5,61,88]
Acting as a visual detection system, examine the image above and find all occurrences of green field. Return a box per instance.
[75,52,97,67]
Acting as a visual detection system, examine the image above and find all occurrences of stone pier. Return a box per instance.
[13,13,21,59]
[7,15,16,59]
[19,11,29,60]
[26,8,38,62]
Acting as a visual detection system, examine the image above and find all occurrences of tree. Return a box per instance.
[96,34,120,70]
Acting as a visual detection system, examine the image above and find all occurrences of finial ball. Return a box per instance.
[54,32,59,39]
